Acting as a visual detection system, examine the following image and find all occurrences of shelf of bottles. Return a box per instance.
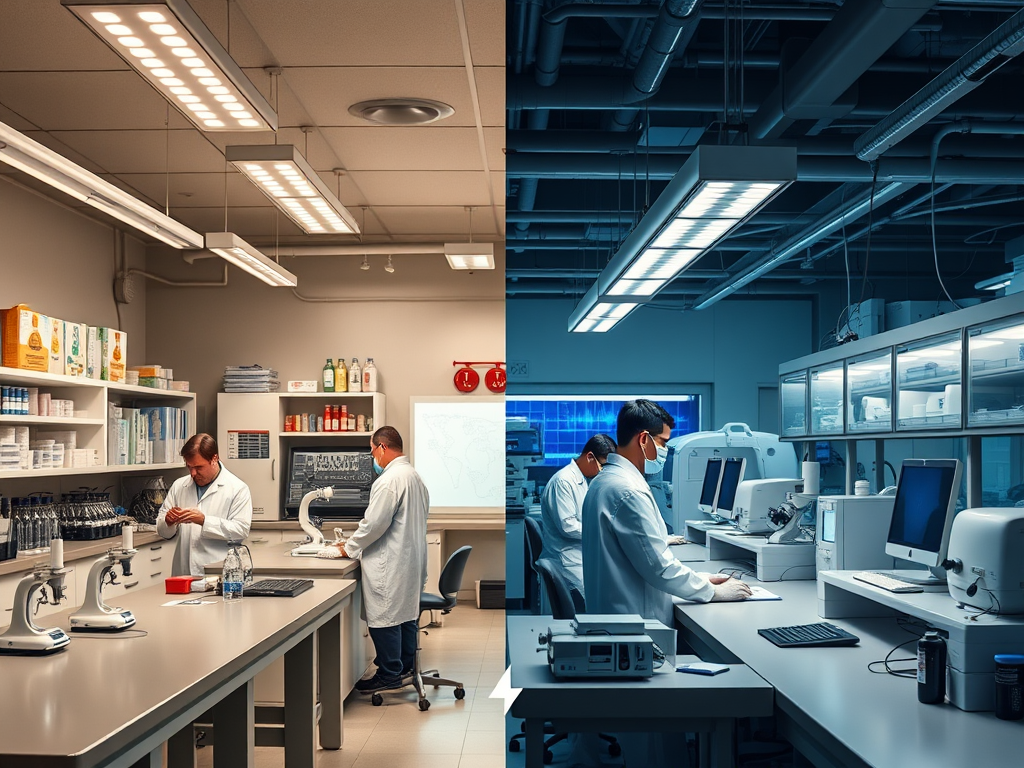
[967,316,1024,427]
[1,490,123,561]
[895,332,962,431]
[846,350,893,434]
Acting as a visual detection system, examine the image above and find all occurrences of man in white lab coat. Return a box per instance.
[582,401,751,767]
[539,433,616,600]
[156,433,253,577]
[340,426,429,692]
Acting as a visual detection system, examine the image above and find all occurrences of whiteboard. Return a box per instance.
[409,396,505,513]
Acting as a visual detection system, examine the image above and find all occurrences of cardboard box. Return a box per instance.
[48,318,64,375]
[98,327,127,382]
[885,301,955,331]
[86,326,101,379]
[64,322,87,377]
[1,305,49,371]
[130,366,163,378]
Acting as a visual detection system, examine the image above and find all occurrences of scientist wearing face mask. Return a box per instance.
[583,399,751,627]
[337,426,430,693]
[539,433,616,601]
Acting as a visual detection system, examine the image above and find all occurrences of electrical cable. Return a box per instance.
[858,166,879,309]
[867,636,918,677]
[930,147,963,309]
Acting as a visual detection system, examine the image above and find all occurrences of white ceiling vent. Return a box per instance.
[348,98,454,125]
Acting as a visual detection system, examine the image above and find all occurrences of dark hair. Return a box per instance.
[181,433,218,461]
[616,400,675,445]
[581,434,616,460]
[372,425,404,452]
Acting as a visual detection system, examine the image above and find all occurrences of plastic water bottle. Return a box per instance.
[222,544,244,601]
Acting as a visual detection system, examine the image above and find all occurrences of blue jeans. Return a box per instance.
[368,620,418,679]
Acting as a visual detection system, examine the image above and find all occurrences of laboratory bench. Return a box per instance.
[0,578,353,768]
[672,559,1024,768]
[249,512,506,532]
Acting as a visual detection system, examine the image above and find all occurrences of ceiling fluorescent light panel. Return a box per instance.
[568,146,797,333]
[444,242,495,270]
[63,0,277,132]
[0,119,202,248]
[206,232,297,287]
[225,145,359,235]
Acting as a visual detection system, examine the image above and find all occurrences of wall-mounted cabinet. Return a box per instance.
[896,332,961,431]
[809,363,844,435]
[781,371,808,437]
[967,318,1024,427]
[846,350,892,434]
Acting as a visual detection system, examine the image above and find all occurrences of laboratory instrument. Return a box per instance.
[731,478,802,532]
[815,495,896,574]
[69,526,138,631]
[0,540,71,654]
[291,486,336,556]
[944,507,1024,614]
[540,615,668,679]
[765,489,817,544]
[757,622,860,648]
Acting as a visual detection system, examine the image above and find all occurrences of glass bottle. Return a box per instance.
[323,358,335,392]
[363,358,378,392]
[348,358,362,392]
[336,358,348,392]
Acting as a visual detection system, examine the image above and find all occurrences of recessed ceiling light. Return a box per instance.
[348,98,455,126]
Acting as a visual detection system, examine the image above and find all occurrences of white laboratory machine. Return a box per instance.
[667,423,797,532]
[0,543,71,654]
[731,478,802,533]
[541,615,675,679]
[945,507,1024,614]
[70,527,138,631]
[291,486,337,556]
[815,495,897,575]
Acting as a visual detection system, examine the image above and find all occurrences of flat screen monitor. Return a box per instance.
[526,465,559,492]
[714,457,746,520]
[697,458,723,515]
[284,447,374,520]
[885,459,962,568]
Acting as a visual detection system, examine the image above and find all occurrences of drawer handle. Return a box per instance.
[151,572,162,578]
[124,581,140,589]
[249,537,267,544]
[149,545,162,552]
[150,556,162,562]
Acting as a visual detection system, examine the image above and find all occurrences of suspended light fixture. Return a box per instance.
[445,207,495,269]
[205,232,296,287]
[225,145,360,235]
[568,146,796,332]
[0,119,202,248]
[384,255,395,273]
[63,0,277,132]
[360,255,370,271]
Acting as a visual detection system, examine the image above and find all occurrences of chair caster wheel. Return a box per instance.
[609,743,622,757]
[454,687,466,700]
[418,699,430,711]
[543,749,554,764]
[508,740,521,753]
[371,693,383,706]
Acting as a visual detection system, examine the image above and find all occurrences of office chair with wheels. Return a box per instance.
[523,516,544,612]
[508,558,620,763]
[374,545,473,711]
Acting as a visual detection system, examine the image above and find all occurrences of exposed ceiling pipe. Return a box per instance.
[265,244,448,257]
[747,0,938,140]
[691,182,915,309]
[606,0,704,132]
[855,10,1024,161]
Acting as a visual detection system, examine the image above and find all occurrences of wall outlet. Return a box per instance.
[508,360,530,378]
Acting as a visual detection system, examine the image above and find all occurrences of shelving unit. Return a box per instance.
[217,391,386,520]
[778,291,1024,506]
[0,366,195,481]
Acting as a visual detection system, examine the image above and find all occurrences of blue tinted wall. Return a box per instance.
[506,397,700,465]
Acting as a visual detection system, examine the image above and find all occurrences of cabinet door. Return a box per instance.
[217,393,280,520]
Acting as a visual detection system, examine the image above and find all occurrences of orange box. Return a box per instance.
[2,305,50,372]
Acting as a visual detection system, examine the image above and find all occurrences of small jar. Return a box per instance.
[995,654,1024,720]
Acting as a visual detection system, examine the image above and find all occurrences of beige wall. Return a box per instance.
[0,177,147,361]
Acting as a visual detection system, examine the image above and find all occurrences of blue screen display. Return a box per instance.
[506,397,700,466]
[888,464,957,552]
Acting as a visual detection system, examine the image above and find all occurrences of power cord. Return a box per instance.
[867,637,918,678]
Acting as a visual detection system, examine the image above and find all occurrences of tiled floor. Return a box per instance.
[196,605,506,768]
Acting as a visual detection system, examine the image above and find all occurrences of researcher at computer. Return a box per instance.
[583,399,752,628]
[540,433,616,600]
[337,426,429,693]
[156,433,253,577]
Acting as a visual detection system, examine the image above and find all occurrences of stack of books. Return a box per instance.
[223,365,280,393]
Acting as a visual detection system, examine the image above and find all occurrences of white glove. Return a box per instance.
[710,578,753,602]
[667,535,687,546]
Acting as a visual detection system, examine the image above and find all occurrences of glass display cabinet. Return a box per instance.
[896,332,962,431]
[967,316,1024,427]
[810,363,844,435]
[846,351,892,433]
[781,371,808,437]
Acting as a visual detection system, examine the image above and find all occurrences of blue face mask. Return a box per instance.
[371,447,384,475]
[643,434,668,475]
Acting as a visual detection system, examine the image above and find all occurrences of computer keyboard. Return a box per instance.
[852,571,924,593]
[758,622,860,648]
[244,578,314,597]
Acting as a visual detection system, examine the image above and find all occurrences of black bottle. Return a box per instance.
[917,630,946,704]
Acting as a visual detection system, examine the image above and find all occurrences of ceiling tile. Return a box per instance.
[372,206,495,237]
[0,0,127,71]
[319,127,484,171]
[484,127,506,171]
[475,67,505,127]
[171,206,306,239]
[236,0,465,66]
[282,68,475,127]
[465,0,506,67]
[348,171,492,207]
[49,130,227,174]
[112,171,272,210]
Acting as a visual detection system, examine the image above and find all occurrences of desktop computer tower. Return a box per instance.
[815,495,897,575]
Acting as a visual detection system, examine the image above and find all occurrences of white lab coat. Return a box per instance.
[582,453,714,627]
[156,463,253,577]
[539,459,587,597]
[344,456,429,628]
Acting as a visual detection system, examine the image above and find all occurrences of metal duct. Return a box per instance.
[855,10,1024,161]
[607,0,704,132]
[747,0,937,140]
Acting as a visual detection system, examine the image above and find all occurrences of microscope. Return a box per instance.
[290,486,335,556]
[766,491,818,544]
[69,526,138,632]
[0,540,71,654]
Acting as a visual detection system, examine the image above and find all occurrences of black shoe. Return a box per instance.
[355,673,403,693]
[400,667,414,678]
